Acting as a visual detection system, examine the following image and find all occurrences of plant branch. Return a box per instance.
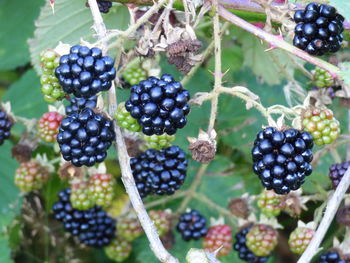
[297,167,350,263]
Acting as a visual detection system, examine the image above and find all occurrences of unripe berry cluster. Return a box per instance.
[246,224,278,257]
[89,173,115,208]
[149,210,171,237]
[70,179,94,210]
[288,227,315,255]
[203,225,233,257]
[38,111,63,143]
[117,215,143,242]
[313,67,335,88]
[123,64,148,86]
[143,134,175,150]
[15,160,50,192]
[257,189,285,217]
[104,237,132,262]
[115,102,141,132]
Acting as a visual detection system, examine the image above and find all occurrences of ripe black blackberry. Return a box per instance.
[234,225,269,263]
[293,3,344,56]
[130,145,188,198]
[252,127,314,195]
[329,161,350,193]
[86,0,112,14]
[125,74,190,136]
[52,189,116,248]
[0,108,12,146]
[318,250,348,263]
[65,96,97,115]
[55,45,116,98]
[176,209,208,241]
[57,108,115,167]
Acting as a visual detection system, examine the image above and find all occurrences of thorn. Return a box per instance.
[50,0,55,14]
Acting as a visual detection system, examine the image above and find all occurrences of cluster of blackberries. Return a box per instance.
[52,189,116,248]
[57,108,115,167]
[55,45,116,98]
[176,210,208,241]
[0,108,12,146]
[252,127,314,195]
[130,145,187,198]
[293,3,344,56]
[65,96,97,115]
[318,251,347,263]
[125,74,190,136]
[329,161,350,192]
[234,226,269,263]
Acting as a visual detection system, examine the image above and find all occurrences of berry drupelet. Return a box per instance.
[329,161,350,192]
[0,107,13,145]
[65,96,97,115]
[125,74,190,136]
[55,45,116,98]
[130,145,188,198]
[318,250,348,263]
[57,108,115,167]
[176,209,208,241]
[252,127,314,195]
[52,188,116,248]
[293,3,344,56]
[234,225,269,263]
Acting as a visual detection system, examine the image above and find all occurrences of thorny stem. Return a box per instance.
[298,167,350,263]
[88,1,179,263]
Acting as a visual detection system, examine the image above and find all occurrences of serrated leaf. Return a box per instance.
[29,0,130,73]
[329,0,350,21]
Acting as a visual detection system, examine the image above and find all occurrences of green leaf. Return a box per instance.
[29,0,130,73]
[339,62,350,87]
[0,0,44,70]
[329,0,350,21]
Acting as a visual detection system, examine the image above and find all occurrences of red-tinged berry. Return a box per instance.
[329,161,350,192]
[176,209,208,241]
[203,225,233,257]
[302,107,340,146]
[0,107,13,145]
[117,215,143,242]
[15,160,50,192]
[313,67,335,88]
[38,111,63,143]
[288,227,315,255]
[40,49,65,103]
[115,102,141,132]
[143,134,175,150]
[104,237,132,262]
[123,64,148,86]
[149,210,171,237]
[70,179,94,210]
[257,189,285,217]
[89,173,115,208]
[246,224,278,257]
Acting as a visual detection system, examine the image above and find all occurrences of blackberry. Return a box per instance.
[123,64,148,86]
[252,127,314,195]
[104,237,132,262]
[38,111,63,143]
[246,224,278,257]
[293,3,344,56]
[233,225,269,263]
[313,67,335,88]
[176,209,208,241]
[143,134,175,150]
[0,107,13,145]
[125,74,190,136]
[89,173,115,208]
[257,189,285,217]
[52,188,116,248]
[15,160,50,192]
[288,227,315,255]
[117,215,143,242]
[130,145,188,198]
[203,225,233,257]
[115,102,141,132]
[318,250,347,263]
[57,108,115,167]
[55,45,116,98]
[70,179,94,210]
[329,161,350,192]
[65,96,97,115]
[86,0,112,14]
[149,210,171,237]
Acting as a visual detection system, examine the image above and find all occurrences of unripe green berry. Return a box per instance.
[123,64,147,86]
[117,215,143,242]
[105,237,132,262]
[257,189,285,217]
[288,227,314,255]
[143,134,175,150]
[313,67,335,88]
[70,179,94,210]
[115,102,141,132]
[89,173,115,208]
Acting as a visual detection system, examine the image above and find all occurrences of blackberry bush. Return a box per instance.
[55,45,116,98]
[288,227,315,255]
[57,108,115,167]
[38,111,63,143]
[293,3,344,55]
[302,107,340,146]
[234,225,269,263]
[89,173,115,208]
[130,145,188,197]
[125,74,190,135]
[252,127,314,194]
[0,107,13,145]
[176,209,208,241]
[52,188,116,248]
[115,102,141,132]
[65,96,97,115]
[329,161,350,192]
[15,160,50,192]
[203,224,233,257]
[246,224,278,257]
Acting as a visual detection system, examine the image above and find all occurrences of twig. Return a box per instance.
[297,167,350,263]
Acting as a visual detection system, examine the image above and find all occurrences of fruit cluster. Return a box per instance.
[233,225,269,263]
[293,3,344,55]
[288,227,315,255]
[252,127,314,194]
[40,49,65,102]
[203,225,233,257]
[302,107,340,146]
[55,45,116,98]
[246,224,278,257]
[313,67,335,88]
[52,188,116,248]
[329,161,350,192]
[257,189,285,217]
[15,160,50,192]
[125,74,190,136]
[65,96,97,115]
[38,111,63,143]
[0,108,12,145]
[176,209,208,241]
[130,145,188,197]
[57,108,115,167]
